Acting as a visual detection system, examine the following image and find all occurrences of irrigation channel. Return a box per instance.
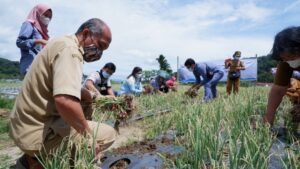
[268,126,300,169]
[100,129,185,169]
[102,109,185,169]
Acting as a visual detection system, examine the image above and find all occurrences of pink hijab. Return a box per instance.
[26,4,51,40]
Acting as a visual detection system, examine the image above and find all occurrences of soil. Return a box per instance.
[0,123,144,168]
[109,159,130,169]
[111,136,176,155]
[110,124,145,149]
[106,133,184,169]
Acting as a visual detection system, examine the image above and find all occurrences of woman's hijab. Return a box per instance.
[26,4,51,40]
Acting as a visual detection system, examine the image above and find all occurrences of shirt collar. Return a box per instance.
[71,35,84,55]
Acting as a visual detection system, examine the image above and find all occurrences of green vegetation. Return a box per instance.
[0,57,20,79]
[257,55,278,83]
[156,54,173,74]
[0,97,15,110]
[142,54,173,82]
[0,95,15,157]
[143,70,159,82]
[33,86,300,168]
[0,118,9,135]
[0,79,21,88]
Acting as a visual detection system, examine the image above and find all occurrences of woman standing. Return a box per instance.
[16,4,52,76]
[118,67,144,96]
[225,51,245,95]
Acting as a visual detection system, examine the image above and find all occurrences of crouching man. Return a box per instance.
[9,18,116,168]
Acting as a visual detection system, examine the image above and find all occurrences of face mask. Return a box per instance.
[233,56,240,60]
[136,73,142,79]
[287,59,300,68]
[83,44,103,62]
[40,15,51,26]
[102,71,111,79]
[188,68,193,72]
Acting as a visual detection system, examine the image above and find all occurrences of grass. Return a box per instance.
[1,83,300,168]
[134,85,300,169]
[0,79,21,88]
[0,96,15,152]
[0,96,15,139]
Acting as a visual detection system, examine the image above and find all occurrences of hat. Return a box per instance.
[233,51,241,57]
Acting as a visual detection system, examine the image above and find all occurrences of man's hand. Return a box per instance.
[185,84,201,98]
[95,94,116,102]
[81,88,94,103]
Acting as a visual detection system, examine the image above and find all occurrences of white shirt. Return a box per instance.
[84,71,111,91]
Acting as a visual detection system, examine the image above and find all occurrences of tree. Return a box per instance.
[156,54,172,74]
[0,57,20,79]
[257,55,278,82]
[142,70,158,82]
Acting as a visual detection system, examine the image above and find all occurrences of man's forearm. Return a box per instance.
[55,95,90,134]
[107,88,115,97]
[85,80,100,95]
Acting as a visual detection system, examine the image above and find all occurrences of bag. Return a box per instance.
[228,71,240,80]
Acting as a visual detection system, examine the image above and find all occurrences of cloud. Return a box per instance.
[237,3,273,22]
[282,0,300,14]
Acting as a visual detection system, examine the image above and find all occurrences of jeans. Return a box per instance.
[204,71,224,101]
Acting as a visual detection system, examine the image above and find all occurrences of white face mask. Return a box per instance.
[233,56,239,60]
[188,68,193,72]
[136,73,142,78]
[40,15,51,26]
[287,59,300,68]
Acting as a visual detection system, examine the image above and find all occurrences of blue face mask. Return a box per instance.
[102,71,111,79]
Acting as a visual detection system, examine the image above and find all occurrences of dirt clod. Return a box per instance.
[109,159,130,169]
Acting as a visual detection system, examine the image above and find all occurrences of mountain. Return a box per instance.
[0,58,20,79]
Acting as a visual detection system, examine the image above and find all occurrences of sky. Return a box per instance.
[1,0,300,79]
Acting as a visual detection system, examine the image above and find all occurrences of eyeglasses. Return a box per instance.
[90,36,105,51]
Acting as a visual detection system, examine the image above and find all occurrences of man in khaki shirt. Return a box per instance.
[9,18,116,168]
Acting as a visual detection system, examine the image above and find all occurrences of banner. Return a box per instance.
[179,57,257,83]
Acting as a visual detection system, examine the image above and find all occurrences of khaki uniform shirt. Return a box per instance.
[274,62,300,86]
[9,35,84,151]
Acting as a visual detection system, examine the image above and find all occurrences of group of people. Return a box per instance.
[83,63,178,100]
[184,50,246,102]
[9,3,300,169]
